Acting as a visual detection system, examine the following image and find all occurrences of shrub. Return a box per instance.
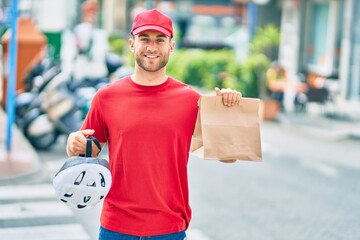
[167,49,269,97]
[167,49,245,91]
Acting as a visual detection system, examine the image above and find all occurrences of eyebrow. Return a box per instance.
[138,33,167,38]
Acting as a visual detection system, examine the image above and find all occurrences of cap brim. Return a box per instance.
[132,25,172,37]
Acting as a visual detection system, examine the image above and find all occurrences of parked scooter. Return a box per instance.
[16,52,126,150]
[15,59,62,150]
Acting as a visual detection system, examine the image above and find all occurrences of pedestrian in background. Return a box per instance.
[66,9,241,240]
[266,61,288,110]
[61,0,109,81]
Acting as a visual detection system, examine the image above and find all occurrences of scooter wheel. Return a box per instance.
[22,109,59,150]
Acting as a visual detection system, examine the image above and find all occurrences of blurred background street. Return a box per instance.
[1,0,360,239]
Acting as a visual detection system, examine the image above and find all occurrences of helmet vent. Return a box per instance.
[100,173,106,187]
[87,180,96,187]
[74,171,86,185]
[83,196,91,203]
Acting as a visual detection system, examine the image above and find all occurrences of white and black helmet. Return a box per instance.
[53,137,112,209]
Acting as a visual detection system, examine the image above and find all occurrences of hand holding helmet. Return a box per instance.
[53,136,112,209]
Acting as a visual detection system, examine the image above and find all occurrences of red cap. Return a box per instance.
[131,9,173,37]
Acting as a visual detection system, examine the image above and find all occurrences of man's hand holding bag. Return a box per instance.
[191,96,262,162]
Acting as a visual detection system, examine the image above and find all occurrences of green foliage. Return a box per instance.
[167,49,247,92]
[245,24,280,97]
[108,32,127,55]
[242,53,271,98]
[250,24,280,60]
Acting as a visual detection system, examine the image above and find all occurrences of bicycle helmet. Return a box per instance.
[53,137,112,209]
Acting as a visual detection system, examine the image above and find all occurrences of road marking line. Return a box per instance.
[0,201,73,219]
[0,224,91,240]
[0,184,56,201]
[300,159,338,177]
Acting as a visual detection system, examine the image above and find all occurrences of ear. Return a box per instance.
[169,40,176,54]
[128,38,135,52]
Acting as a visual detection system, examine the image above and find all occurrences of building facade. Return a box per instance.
[278,0,360,103]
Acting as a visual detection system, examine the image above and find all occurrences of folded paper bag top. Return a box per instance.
[191,96,262,162]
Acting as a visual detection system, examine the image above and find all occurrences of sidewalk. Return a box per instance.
[271,101,360,141]
[0,107,41,181]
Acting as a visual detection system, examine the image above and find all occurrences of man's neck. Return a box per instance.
[131,68,168,86]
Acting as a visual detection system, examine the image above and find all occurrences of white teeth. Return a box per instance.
[146,55,157,58]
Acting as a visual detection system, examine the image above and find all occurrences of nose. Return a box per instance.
[146,46,155,52]
[146,40,157,51]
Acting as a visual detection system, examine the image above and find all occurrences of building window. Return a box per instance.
[308,2,329,67]
[305,0,342,77]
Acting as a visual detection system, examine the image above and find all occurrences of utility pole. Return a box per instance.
[5,0,18,151]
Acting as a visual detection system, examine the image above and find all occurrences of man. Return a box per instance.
[66,9,241,240]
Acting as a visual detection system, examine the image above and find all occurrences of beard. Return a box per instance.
[135,51,170,72]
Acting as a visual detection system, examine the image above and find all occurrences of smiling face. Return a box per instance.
[129,30,175,73]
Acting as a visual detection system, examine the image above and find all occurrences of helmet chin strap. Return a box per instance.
[79,136,102,157]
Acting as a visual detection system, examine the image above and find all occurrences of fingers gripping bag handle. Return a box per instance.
[53,137,112,210]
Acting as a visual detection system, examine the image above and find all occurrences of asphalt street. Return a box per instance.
[1,118,359,240]
[188,121,360,240]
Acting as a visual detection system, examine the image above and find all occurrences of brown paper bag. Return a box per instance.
[191,96,262,162]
